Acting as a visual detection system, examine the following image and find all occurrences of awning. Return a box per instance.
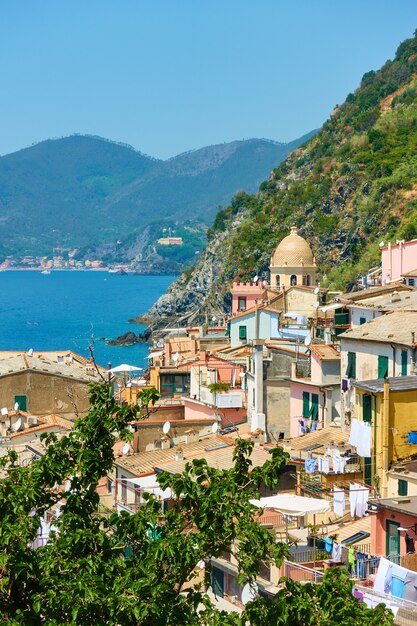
[320,303,342,313]
[250,494,331,517]
[124,474,172,500]
[146,351,163,359]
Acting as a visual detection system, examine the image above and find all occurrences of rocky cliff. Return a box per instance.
[137,30,417,333]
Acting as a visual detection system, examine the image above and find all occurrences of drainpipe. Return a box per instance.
[391,344,396,377]
[381,379,390,498]
[255,303,259,340]
[372,393,378,494]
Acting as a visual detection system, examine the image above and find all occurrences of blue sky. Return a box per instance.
[1,1,417,158]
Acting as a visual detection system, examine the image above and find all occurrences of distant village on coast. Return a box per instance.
[3,224,417,619]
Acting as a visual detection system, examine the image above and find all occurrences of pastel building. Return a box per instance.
[381,238,417,284]
[231,281,265,314]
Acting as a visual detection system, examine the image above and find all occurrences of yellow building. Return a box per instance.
[353,377,417,497]
[269,225,317,290]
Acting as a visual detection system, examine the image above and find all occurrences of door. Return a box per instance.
[211,567,224,598]
[14,395,27,411]
[386,520,400,558]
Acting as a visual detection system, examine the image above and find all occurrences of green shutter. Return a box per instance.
[346,352,356,378]
[398,479,408,496]
[239,325,247,340]
[378,355,389,379]
[14,395,27,412]
[302,392,310,418]
[363,394,372,423]
[402,350,408,376]
[310,393,319,420]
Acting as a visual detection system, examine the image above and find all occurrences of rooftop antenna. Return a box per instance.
[162,421,171,435]
[13,417,22,432]
[241,582,258,606]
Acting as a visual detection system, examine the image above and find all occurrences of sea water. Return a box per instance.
[0,271,175,368]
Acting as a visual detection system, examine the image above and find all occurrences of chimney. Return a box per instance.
[161,436,170,450]
[175,449,184,461]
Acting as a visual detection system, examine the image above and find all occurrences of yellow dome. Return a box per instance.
[271,226,315,267]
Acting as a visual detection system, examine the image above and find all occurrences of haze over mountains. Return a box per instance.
[0,132,314,264]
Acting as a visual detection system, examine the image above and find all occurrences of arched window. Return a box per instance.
[302,274,311,286]
[276,275,281,287]
[290,274,297,286]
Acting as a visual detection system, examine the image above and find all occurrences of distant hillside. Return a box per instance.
[0,132,314,261]
[141,29,417,329]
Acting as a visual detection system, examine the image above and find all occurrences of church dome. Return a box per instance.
[271,225,315,267]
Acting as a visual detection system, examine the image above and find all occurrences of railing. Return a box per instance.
[354,584,417,626]
[289,548,328,564]
[283,560,324,584]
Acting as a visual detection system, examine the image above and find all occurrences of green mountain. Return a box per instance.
[0,133,314,262]
[142,29,417,328]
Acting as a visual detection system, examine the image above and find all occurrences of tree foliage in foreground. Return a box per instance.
[0,384,394,625]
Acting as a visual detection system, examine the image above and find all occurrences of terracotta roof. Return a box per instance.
[340,310,417,345]
[155,444,271,475]
[335,282,412,303]
[310,344,340,361]
[403,268,417,277]
[334,516,372,544]
[115,434,235,475]
[278,426,350,454]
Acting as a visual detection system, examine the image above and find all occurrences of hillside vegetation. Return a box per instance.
[0,133,313,262]
[142,29,417,328]
[205,29,417,292]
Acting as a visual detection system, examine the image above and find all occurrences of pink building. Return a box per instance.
[381,239,417,284]
[371,496,417,558]
[231,281,265,314]
[289,345,341,438]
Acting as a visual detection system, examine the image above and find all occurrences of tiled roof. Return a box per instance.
[348,289,417,311]
[354,376,417,393]
[373,495,417,517]
[0,355,103,382]
[310,344,340,361]
[155,444,271,475]
[278,426,349,454]
[334,516,372,544]
[115,434,234,475]
[340,310,417,345]
[336,282,412,302]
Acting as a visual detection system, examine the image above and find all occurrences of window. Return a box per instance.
[14,395,27,412]
[398,479,408,496]
[310,393,319,420]
[276,275,281,287]
[408,278,415,286]
[302,391,310,418]
[378,355,389,379]
[346,352,356,379]
[121,477,127,502]
[359,317,366,325]
[160,374,190,397]
[290,274,297,286]
[237,296,246,312]
[302,274,311,286]
[402,350,408,376]
[363,394,372,423]
[239,325,247,341]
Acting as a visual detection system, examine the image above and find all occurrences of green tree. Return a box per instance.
[0,384,394,625]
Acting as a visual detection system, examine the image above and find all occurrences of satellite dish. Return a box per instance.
[262,280,267,287]
[314,301,320,308]
[122,443,130,455]
[13,418,22,431]
[1,407,8,416]
[241,582,258,605]
[172,352,179,363]
[304,334,311,346]
[379,241,385,247]
[253,275,259,283]
[163,421,171,435]
[27,348,33,356]
[212,316,216,322]
[314,287,320,295]
[238,372,246,377]
[197,559,205,570]
[211,422,219,433]
[14,402,19,412]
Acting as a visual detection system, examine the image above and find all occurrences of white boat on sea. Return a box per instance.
[41,269,51,275]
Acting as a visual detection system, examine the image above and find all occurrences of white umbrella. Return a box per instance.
[249,494,330,517]
[108,364,143,373]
